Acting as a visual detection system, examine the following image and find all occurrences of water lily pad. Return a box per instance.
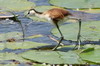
[21,50,84,64]
[0,41,49,50]
[88,0,100,8]
[0,32,22,41]
[26,34,43,39]
[0,52,28,62]
[0,10,18,19]
[80,9,100,13]
[0,44,4,50]
[25,6,61,22]
[32,6,60,12]
[0,63,18,66]
[83,44,100,49]
[0,0,35,11]
[49,0,100,9]
[80,49,100,64]
[32,64,47,66]
[52,21,100,41]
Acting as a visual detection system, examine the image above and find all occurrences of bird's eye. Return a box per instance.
[28,11,30,14]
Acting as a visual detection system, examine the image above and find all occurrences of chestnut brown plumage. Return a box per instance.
[27,8,81,50]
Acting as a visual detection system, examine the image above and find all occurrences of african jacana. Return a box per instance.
[26,8,81,50]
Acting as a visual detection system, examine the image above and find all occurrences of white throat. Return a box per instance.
[34,13,50,21]
[35,13,44,18]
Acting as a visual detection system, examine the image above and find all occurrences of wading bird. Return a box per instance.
[26,8,81,50]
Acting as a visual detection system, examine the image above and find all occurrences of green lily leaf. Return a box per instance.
[88,0,100,8]
[83,44,100,49]
[0,41,49,50]
[80,9,100,13]
[0,32,22,41]
[0,0,35,11]
[49,0,100,9]
[0,31,43,42]
[0,43,4,50]
[0,10,17,19]
[80,49,100,64]
[26,34,43,39]
[52,21,100,41]
[32,64,47,66]
[21,50,84,64]
[0,52,29,62]
[0,63,18,66]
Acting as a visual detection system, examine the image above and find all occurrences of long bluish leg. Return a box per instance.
[52,23,64,51]
[74,19,82,49]
[68,16,82,49]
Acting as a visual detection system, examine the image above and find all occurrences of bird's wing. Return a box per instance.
[49,10,64,19]
[43,8,65,20]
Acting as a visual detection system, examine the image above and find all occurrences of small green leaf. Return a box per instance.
[0,63,18,66]
[49,0,100,9]
[26,34,43,39]
[0,0,35,11]
[0,52,29,62]
[80,49,100,64]
[83,44,100,49]
[0,32,22,41]
[32,64,47,66]
[80,9,100,13]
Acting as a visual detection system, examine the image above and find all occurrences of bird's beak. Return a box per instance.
[24,14,28,17]
[24,13,29,17]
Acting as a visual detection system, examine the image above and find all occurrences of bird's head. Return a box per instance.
[27,9,36,15]
[25,9,42,17]
[25,9,37,17]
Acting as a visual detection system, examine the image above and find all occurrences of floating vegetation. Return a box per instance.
[0,41,49,50]
[0,0,35,11]
[49,0,100,9]
[21,50,85,64]
[0,32,22,41]
[21,44,100,64]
